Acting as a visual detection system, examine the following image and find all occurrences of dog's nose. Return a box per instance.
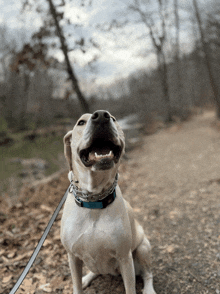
[91,110,110,123]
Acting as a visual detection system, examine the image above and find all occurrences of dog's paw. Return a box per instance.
[82,272,99,289]
[142,288,157,294]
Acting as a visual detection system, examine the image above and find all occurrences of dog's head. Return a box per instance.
[64,110,125,173]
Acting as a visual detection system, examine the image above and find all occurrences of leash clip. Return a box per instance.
[69,184,74,194]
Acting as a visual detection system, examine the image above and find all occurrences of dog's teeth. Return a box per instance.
[95,152,103,158]
[106,151,113,157]
[94,150,113,159]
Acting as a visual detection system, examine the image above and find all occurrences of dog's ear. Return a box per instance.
[63,131,73,171]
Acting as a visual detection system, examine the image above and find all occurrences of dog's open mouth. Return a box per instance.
[79,138,122,168]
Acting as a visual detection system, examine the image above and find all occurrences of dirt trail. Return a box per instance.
[122,110,220,294]
[1,110,220,294]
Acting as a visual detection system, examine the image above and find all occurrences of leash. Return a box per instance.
[8,185,70,294]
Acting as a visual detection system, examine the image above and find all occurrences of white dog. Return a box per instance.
[61,110,156,294]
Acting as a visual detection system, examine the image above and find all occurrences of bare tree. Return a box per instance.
[192,0,220,118]
[0,26,16,81]
[47,0,90,113]
[130,0,171,121]
[21,0,90,113]
[205,2,220,65]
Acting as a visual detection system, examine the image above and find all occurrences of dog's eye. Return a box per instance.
[78,120,86,126]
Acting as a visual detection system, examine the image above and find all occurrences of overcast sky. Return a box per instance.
[0,0,212,85]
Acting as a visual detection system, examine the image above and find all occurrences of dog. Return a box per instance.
[61,110,156,294]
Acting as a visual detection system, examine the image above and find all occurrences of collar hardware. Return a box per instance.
[68,172,118,209]
[74,189,116,209]
[68,173,118,202]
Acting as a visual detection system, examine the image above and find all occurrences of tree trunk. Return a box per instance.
[131,0,172,121]
[155,0,171,122]
[157,50,172,122]
[193,0,220,118]
[174,0,184,108]
[47,0,90,113]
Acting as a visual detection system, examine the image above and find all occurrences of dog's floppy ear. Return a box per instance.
[63,131,73,171]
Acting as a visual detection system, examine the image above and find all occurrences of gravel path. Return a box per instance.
[121,110,220,294]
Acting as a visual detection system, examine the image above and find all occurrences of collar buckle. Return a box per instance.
[74,196,83,207]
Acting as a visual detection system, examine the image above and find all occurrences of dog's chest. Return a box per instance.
[61,198,131,275]
[74,220,122,273]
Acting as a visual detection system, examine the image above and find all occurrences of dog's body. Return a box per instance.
[61,110,156,294]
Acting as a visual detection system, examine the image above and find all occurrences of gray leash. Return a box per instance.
[8,185,70,294]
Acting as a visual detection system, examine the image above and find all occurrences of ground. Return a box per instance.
[1,110,220,294]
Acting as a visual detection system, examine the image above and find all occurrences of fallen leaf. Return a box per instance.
[160,244,179,254]
[53,229,61,240]
[50,276,64,289]
[20,279,35,294]
[169,209,181,219]
[5,231,14,237]
[2,275,12,284]
[13,251,32,262]
[40,283,52,292]
[43,239,52,246]
[166,245,177,253]
[0,249,5,256]
[2,256,9,263]
[7,251,16,259]
[40,205,53,212]
[34,273,47,284]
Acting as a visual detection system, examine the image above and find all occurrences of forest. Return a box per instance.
[0,0,220,133]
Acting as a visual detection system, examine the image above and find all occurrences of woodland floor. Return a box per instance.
[1,110,220,294]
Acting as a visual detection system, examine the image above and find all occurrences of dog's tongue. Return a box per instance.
[89,147,114,161]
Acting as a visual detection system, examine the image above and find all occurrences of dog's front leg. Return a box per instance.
[68,253,83,294]
[119,250,136,294]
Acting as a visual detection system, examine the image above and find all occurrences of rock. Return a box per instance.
[19,170,29,178]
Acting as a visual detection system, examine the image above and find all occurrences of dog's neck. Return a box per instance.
[68,168,118,196]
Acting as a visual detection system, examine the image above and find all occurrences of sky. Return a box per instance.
[0,0,212,86]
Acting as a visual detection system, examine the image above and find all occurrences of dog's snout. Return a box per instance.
[91,110,110,124]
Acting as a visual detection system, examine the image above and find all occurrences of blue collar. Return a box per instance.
[74,189,116,209]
